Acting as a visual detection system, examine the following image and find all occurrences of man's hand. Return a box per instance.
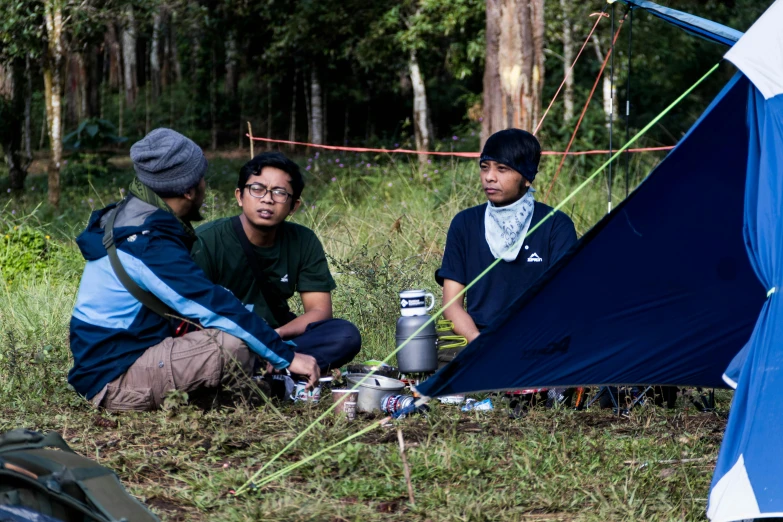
[287,353,320,389]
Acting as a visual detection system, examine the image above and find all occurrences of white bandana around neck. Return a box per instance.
[484,188,536,262]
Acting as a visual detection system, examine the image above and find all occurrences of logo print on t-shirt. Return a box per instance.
[280,274,289,283]
[527,253,543,263]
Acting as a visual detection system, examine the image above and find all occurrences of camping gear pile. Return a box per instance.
[345,374,405,413]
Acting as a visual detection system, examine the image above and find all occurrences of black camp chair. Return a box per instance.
[586,385,679,413]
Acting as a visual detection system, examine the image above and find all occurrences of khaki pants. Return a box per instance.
[92,329,256,412]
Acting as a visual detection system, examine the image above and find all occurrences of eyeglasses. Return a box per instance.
[243,184,293,203]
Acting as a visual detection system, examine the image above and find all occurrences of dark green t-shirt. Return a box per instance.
[191,217,336,327]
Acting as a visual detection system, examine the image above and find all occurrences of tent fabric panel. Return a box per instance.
[620,0,743,46]
[418,73,766,399]
[725,0,783,99]
[707,456,762,522]
[709,88,783,521]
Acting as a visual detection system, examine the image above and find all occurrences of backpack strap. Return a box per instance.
[102,199,174,320]
[77,471,160,522]
[230,215,294,326]
[0,430,74,455]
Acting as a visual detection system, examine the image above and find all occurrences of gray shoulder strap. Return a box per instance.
[101,199,173,320]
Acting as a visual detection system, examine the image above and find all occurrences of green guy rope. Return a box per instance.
[235,61,722,496]
[241,417,388,493]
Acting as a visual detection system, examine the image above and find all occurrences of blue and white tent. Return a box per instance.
[709,1,783,520]
[417,1,783,520]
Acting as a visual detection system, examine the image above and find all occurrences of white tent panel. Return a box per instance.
[725,0,783,99]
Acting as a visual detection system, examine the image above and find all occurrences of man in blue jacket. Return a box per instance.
[69,128,319,411]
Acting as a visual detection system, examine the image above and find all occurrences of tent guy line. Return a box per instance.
[234,61,722,496]
[533,8,610,136]
[544,10,627,203]
[244,135,674,158]
[236,417,389,495]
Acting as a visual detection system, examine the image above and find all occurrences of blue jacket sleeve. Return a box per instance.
[118,235,295,369]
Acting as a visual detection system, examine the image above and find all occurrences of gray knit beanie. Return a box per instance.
[130,128,207,195]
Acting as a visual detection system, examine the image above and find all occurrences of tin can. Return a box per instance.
[294,381,321,402]
[343,400,357,421]
[381,394,415,414]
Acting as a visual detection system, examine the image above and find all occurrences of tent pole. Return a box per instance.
[608,2,616,214]
[624,7,634,197]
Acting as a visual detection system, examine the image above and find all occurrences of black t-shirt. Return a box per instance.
[192,218,336,328]
[436,201,577,329]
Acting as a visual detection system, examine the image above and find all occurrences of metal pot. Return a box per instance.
[346,374,405,413]
[395,314,438,373]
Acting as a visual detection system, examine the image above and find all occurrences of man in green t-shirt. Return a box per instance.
[192,152,361,373]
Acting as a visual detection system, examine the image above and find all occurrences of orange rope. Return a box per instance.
[543,14,628,203]
[533,11,610,136]
[246,135,672,158]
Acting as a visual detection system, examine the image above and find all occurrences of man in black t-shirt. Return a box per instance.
[437,129,577,361]
[192,152,361,373]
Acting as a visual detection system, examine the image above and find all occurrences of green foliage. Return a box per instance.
[0,225,51,284]
[61,154,113,186]
[0,0,44,63]
[63,118,127,152]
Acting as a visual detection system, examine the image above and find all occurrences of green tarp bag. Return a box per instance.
[0,429,159,521]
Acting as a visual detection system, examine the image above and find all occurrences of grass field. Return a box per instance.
[0,149,728,521]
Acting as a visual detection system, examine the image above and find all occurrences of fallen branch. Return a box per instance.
[625,457,716,466]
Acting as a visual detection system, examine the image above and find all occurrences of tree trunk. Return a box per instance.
[343,107,349,145]
[170,11,182,84]
[592,34,615,129]
[43,0,65,207]
[561,0,574,122]
[65,53,79,128]
[304,73,311,142]
[266,79,272,151]
[121,5,137,107]
[189,3,200,88]
[1,61,31,191]
[105,24,122,90]
[310,67,323,145]
[86,44,101,118]
[101,42,109,119]
[150,11,162,99]
[288,70,297,150]
[210,47,217,151]
[408,50,430,166]
[224,32,238,98]
[78,53,87,120]
[145,55,151,135]
[322,86,327,143]
[118,64,124,137]
[481,0,545,144]
[23,55,33,164]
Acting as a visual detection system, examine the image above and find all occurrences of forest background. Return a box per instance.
[0,0,771,205]
[0,1,777,520]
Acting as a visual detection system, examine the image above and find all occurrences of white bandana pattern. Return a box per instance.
[484,189,535,262]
